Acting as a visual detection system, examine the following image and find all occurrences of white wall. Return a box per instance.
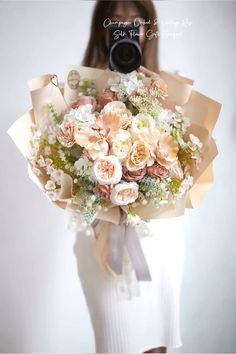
[0,1,235,352]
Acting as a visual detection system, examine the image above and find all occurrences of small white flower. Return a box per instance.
[48,134,56,145]
[45,158,53,166]
[45,180,56,191]
[126,213,141,226]
[189,134,203,149]
[45,189,61,201]
[46,165,55,175]
[46,124,57,144]
[44,146,51,155]
[175,105,184,114]
[27,147,38,160]
[108,71,144,98]
[32,166,41,176]
[157,107,173,127]
[183,116,190,129]
[50,169,64,183]
[74,156,93,177]
[58,149,65,160]
[37,155,46,167]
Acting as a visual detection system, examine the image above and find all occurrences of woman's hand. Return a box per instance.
[137,65,160,79]
[137,65,168,97]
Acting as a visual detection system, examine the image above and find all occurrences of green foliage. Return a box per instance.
[178,146,192,167]
[47,103,62,124]
[168,178,182,194]
[79,79,98,98]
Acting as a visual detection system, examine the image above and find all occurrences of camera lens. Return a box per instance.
[115,43,136,64]
[110,39,142,73]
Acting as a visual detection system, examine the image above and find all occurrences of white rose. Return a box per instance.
[110,182,139,206]
[64,105,95,128]
[131,113,156,135]
[93,155,122,185]
[108,72,144,96]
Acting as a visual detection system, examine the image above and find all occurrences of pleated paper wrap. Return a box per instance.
[8,65,221,298]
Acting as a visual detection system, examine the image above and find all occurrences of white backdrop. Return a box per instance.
[0,1,236,353]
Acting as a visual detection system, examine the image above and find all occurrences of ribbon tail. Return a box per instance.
[125,225,152,281]
[107,224,126,275]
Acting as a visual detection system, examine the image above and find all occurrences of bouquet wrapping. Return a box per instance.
[8,65,221,299]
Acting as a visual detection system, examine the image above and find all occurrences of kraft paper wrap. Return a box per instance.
[8,65,221,278]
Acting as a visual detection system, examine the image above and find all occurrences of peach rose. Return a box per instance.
[126,140,149,171]
[74,128,108,160]
[93,184,113,200]
[122,167,146,182]
[101,101,132,129]
[99,88,118,107]
[71,96,97,111]
[96,112,123,133]
[147,163,169,179]
[93,155,122,185]
[56,121,76,148]
[110,182,139,206]
[156,132,179,167]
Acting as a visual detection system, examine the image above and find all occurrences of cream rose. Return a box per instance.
[126,140,149,171]
[93,155,122,185]
[131,113,156,136]
[110,182,139,206]
[110,129,132,160]
[101,101,126,113]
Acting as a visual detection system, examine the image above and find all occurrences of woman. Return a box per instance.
[73,1,185,353]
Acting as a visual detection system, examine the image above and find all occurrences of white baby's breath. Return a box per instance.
[74,156,93,178]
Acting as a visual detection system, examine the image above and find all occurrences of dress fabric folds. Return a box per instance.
[74,215,185,353]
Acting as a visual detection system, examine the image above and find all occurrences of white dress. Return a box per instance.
[73,215,185,353]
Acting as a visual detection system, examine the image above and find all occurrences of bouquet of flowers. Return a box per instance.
[8,65,221,297]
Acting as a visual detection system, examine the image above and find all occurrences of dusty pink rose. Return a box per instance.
[93,184,113,200]
[122,167,146,182]
[56,121,76,147]
[147,162,169,179]
[99,89,118,107]
[71,96,97,111]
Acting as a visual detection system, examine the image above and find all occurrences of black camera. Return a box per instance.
[108,24,142,73]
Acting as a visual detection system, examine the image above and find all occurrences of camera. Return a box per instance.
[108,23,142,74]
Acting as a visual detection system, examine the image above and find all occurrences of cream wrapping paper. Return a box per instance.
[8,65,221,293]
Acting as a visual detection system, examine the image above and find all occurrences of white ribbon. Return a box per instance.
[108,223,152,281]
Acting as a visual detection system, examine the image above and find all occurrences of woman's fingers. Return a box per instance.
[137,65,159,79]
